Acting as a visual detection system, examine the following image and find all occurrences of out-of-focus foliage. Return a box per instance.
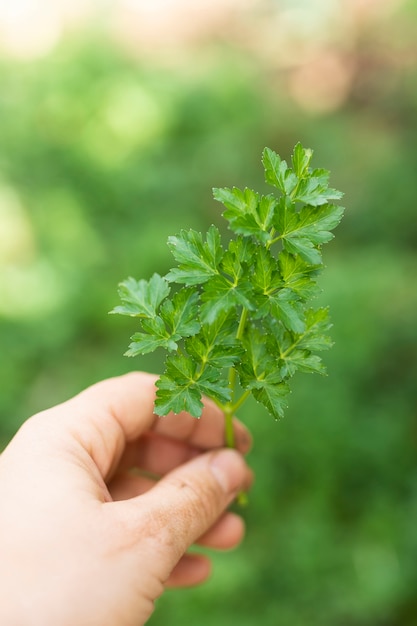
[1,1,417,624]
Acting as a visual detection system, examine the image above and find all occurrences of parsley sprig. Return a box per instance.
[112,143,344,448]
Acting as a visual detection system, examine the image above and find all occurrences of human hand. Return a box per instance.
[0,372,252,626]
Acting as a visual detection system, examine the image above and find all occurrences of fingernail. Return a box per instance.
[210,449,246,494]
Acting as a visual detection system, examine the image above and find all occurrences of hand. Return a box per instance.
[0,372,252,626]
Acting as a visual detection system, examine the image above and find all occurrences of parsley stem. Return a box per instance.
[228,366,237,398]
[221,388,251,448]
[267,234,283,247]
[223,307,250,449]
[280,329,306,359]
[224,366,236,448]
[224,406,235,449]
[230,389,251,415]
[266,228,276,250]
[227,307,248,403]
[222,396,250,507]
[236,307,248,341]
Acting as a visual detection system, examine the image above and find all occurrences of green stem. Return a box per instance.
[222,399,250,507]
[219,389,251,449]
[280,328,307,359]
[230,389,251,415]
[267,233,283,248]
[265,228,276,250]
[225,307,249,436]
[236,307,248,340]
[222,307,250,449]
[217,306,252,505]
[224,406,235,449]
[228,366,237,401]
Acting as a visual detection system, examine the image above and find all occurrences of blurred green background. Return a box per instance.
[1,1,417,624]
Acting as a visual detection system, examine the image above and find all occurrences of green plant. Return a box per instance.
[112,144,344,450]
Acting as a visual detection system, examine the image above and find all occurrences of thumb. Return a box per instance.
[118,448,250,573]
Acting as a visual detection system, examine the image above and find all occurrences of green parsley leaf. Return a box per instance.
[278,251,320,300]
[280,348,326,378]
[213,187,276,244]
[238,328,290,419]
[262,147,298,195]
[297,308,334,352]
[265,309,332,378]
[113,143,344,431]
[291,142,313,178]
[165,225,223,285]
[250,245,279,294]
[185,311,243,369]
[248,247,305,332]
[154,355,203,416]
[200,275,253,325]
[270,290,305,334]
[251,380,291,420]
[160,287,200,338]
[292,177,344,207]
[221,236,255,282]
[276,201,344,265]
[126,317,177,356]
[154,354,231,417]
[111,273,170,318]
[196,366,232,406]
[155,383,203,418]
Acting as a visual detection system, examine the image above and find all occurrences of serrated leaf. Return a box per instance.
[297,307,333,351]
[160,288,200,338]
[258,194,278,235]
[283,237,322,265]
[213,187,277,243]
[217,235,256,316]
[279,350,326,378]
[196,366,232,406]
[299,204,345,244]
[154,355,231,417]
[111,273,170,318]
[249,247,305,331]
[291,143,313,178]
[221,236,255,281]
[155,379,204,417]
[278,250,320,299]
[271,293,305,333]
[185,310,243,368]
[238,329,290,418]
[311,168,330,186]
[200,275,253,325]
[213,186,257,224]
[199,309,239,345]
[240,327,274,380]
[250,245,279,293]
[186,335,242,369]
[262,147,298,195]
[126,317,177,356]
[185,323,243,368]
[251,381,290,420]
[293,177,344,207]
[269,308,332,377]
[165,225,223,285]
[253,285,305,333]
[155,355,204,417]
[277,201,345,264]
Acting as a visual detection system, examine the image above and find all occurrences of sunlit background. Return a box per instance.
[1,1,417,625]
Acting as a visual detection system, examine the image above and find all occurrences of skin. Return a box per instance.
[0,372,253,626]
